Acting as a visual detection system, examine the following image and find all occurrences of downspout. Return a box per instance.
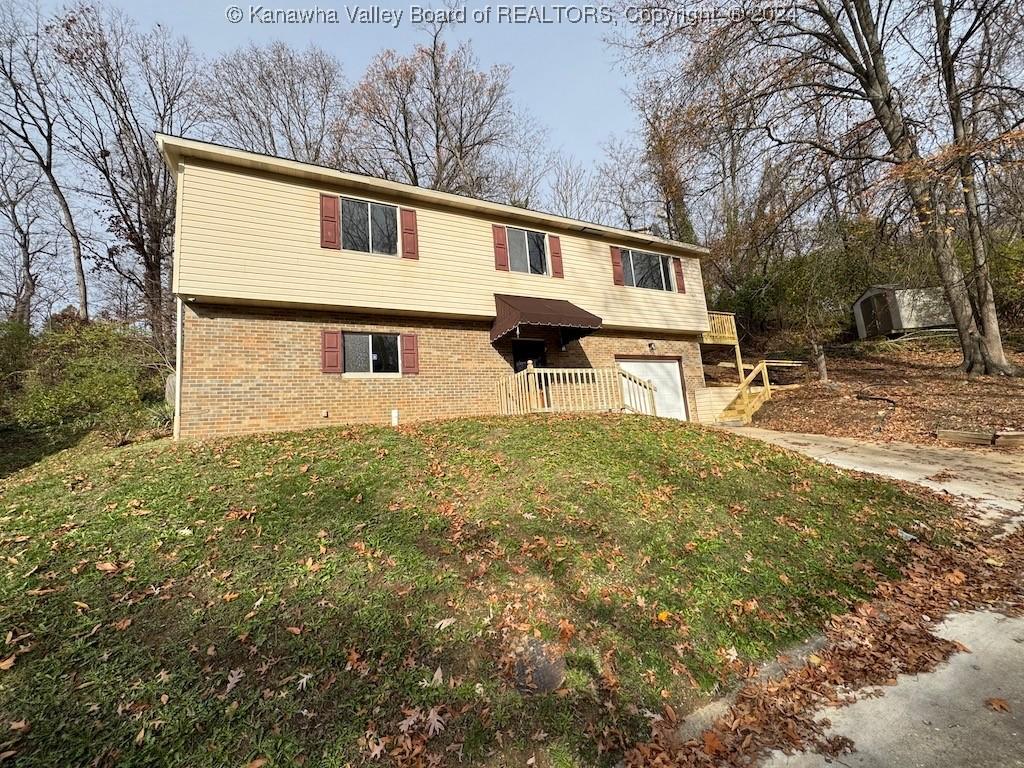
[172,160,186,440]
[174,296,183,440]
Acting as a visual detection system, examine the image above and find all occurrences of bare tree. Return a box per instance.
[544,153,608,222]
[50,3,205,354]
[617,0,1023,374]
[205,42,348,165]
[0,0,89,318]
[0,142,52,324]
[347,27,544,202]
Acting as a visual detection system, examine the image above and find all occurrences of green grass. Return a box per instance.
[0,415,946,766]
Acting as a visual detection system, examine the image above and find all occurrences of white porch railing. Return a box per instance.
[497,361,657,417]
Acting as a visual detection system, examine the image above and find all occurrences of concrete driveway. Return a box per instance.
[731,427,1024,531]
[722,427,1024,767]
[763,611,1024,768]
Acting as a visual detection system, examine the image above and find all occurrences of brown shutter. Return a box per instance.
[320,194,340,249]
[492,224,509,271]
[549,235,564,278]
[610,246,624,286]
[400,208,418,259]
[672,258,686,293]
[321,330,342,373]
[400,334,419,374]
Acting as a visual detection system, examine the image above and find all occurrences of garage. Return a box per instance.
[617,359,688,420]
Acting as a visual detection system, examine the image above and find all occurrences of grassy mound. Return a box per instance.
[0,416,945,766]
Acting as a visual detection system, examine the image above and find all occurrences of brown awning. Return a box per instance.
[490,294,602,344]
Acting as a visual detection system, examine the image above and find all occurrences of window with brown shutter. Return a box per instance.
[549,235,564,278]
[400,334,419,374]
[320,194,340,249]
[492,224,509,271]
[321,330,342,372]
[672,258,686,293]
[610,246,624,286]
[400,208,418,259]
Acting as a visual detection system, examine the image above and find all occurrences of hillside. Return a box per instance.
[0,416,946,767]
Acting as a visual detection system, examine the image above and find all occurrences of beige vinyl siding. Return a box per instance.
[175,160,710,333]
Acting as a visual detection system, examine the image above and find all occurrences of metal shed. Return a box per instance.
[853,285,954,340]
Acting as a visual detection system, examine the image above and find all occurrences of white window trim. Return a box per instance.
[340,196,400,258]
[343,332,402,376]
[622,248,674,292]
[505,226,549,277]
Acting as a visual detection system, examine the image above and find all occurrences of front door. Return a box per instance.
[511,339,547,373]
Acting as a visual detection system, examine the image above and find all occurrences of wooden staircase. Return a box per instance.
[717,360,772,425]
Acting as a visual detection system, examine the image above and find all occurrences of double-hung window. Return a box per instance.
[506,227,548,275]
[341,197,398,256]
[622,249,674,291]
[343,333,400,374]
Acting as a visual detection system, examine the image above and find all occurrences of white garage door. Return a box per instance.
[618,359,688,420]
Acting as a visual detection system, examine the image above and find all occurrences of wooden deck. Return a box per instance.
[702,311,739,345]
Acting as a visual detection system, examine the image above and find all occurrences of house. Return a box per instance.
[157,135,753,439]
[853,285,954,340]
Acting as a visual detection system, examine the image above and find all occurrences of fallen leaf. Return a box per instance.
[986,697,1010,712]
[8,720,28,733]
[0,655,14,671]
[558,618,576,643]
[243,760,268,768]
[111,618,132,631]
[434,617,457,631]
[225,668,244,695]
[702,729,724,755]
[95,562,119,573]
[286,626,302,635]
[425,706,446,737]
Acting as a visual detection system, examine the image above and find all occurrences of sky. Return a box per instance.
[46,1,642,167]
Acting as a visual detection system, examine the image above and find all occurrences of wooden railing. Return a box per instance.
[719,360,772,424]
[702,311,739,345]
[497,362,657,417]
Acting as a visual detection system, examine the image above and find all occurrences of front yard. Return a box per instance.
[0,416,947,766]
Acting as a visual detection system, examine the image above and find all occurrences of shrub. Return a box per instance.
[11,320,163,443]
[0,321,33,422]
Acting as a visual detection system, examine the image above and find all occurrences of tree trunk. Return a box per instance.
[143,259,166,356]
[811,340,828,383]
[928,0,1017,375]
[46,169,89,320]
[11,230,36,325]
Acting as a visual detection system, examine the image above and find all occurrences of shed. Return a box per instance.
[852,285,954,340]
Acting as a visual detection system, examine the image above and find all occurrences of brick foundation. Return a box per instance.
[176,303,707,439]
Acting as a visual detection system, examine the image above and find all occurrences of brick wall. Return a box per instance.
[177,303,707,439]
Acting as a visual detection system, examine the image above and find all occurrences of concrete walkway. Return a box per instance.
[731,427,1024,531]
[721,428,1024,767]
[762,612,1024,768]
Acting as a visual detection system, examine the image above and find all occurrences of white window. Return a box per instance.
[343,333,400,373]
[341,197,398,255]
[622,249,674,291]
[506,227,547,275]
